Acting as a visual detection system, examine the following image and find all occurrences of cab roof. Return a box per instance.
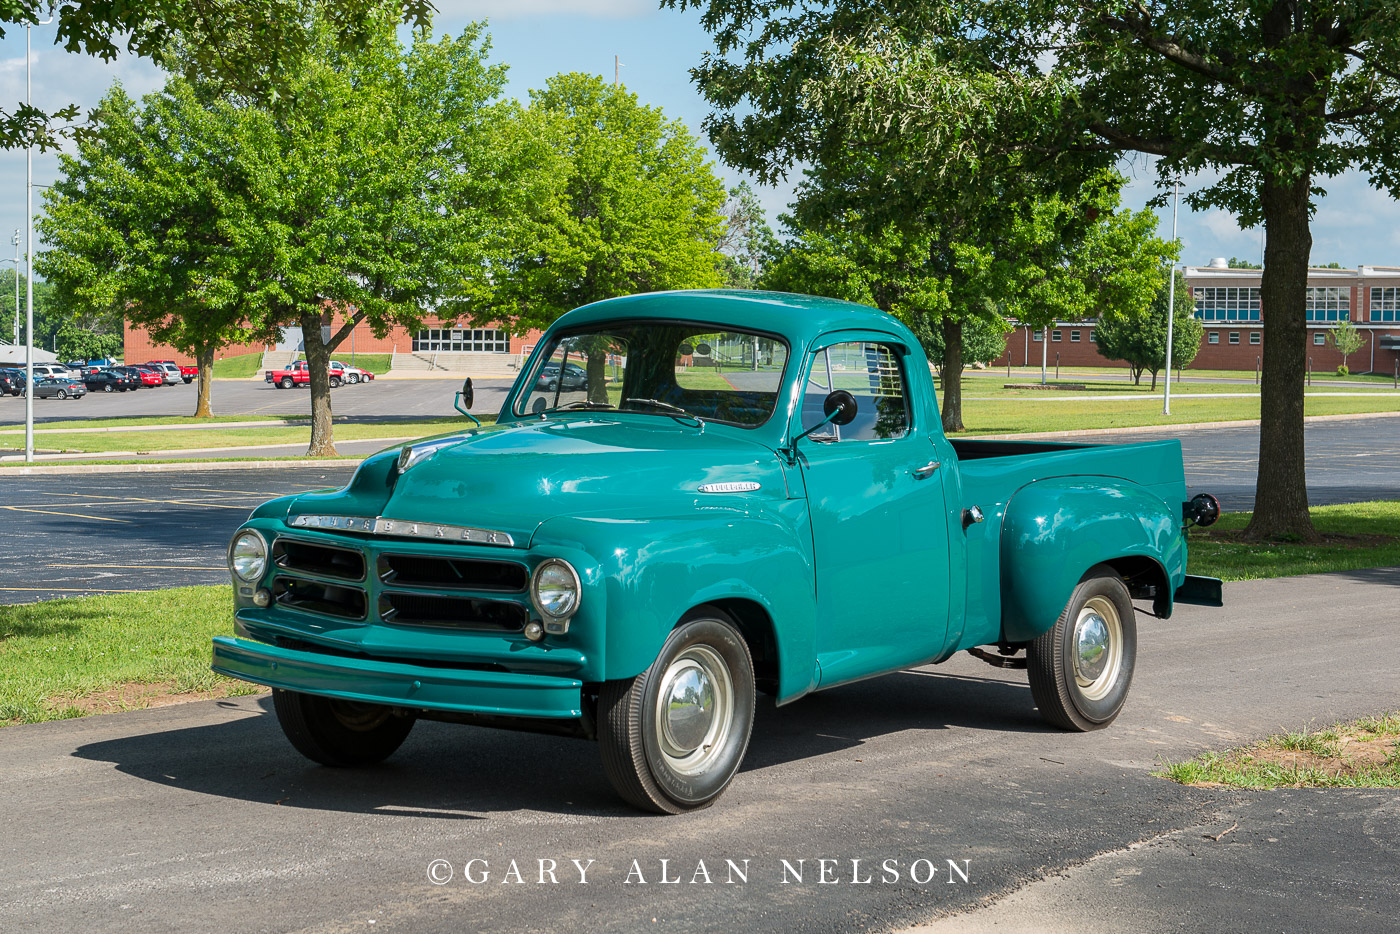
[554,290,915,345]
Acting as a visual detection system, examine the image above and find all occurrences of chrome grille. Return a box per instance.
[378,553,527,592]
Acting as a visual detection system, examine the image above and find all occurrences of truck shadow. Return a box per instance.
[70,667,1043,819]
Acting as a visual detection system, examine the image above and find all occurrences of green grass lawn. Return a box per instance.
[8,416,482,455]
[957,391,1400,434]
[1187,500,1400,581]
[211,352,264,379]
[1157,713,1400,789]
[337,353,392,375]
[0,586,256,725]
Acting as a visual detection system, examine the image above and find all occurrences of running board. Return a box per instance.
[1175,575,1224,607]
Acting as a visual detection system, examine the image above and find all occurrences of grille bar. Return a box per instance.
[379,592,528,631]
[378,554,528,592]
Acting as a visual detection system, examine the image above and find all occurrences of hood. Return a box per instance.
[287,416,788,545]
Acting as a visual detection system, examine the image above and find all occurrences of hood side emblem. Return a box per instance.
[289,514,515,547]
[698,481,761,494]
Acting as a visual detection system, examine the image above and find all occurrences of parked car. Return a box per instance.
[25,376,87,400]
[535,361,588,392]
[144,362,183,385]
[110,365,157,388]
[83,370,133,393]
[27,364,70,381]
[151,359,198,383]
[330,360,374,384]
[0,369,23,396]
[212,289,1224,815]
[130,365,168,387]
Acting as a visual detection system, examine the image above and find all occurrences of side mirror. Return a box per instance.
[783,390,859,462]
[823,390,858,426]
[460,376,474,409]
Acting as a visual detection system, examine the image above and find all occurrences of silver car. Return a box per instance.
[150,362,182,385]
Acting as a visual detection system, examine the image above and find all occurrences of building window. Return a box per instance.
[1314,332,1326,345]
[1051,330,1062,342]
[1194,286,1261,322]
[412,328,510,353]
[1032,330,1043,342]
[1250,332,1261,345]
[1089,330,1096,343]
[1229,332,1240,344]
[1208,332,1219,344]
[1370,286,1400,322]
[1305,286,1350,322]
[1070,330,1081,342]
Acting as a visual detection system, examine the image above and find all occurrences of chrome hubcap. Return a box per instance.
[655,645,734,774]
[1072,596,1122,701]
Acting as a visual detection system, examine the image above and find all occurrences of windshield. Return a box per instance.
[514,322,790,428]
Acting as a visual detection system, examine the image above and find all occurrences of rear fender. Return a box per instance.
[1000,478,1186,643]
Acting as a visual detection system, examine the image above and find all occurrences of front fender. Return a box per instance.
[1000,478,1186,643]
[532,501,817,702]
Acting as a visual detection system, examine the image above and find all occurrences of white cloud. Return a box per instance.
[429,0,655,21]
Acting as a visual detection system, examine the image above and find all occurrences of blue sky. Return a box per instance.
[3,0,1399,270]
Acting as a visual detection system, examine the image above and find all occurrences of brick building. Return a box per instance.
[123,310,546,375]
[998,259,1400,375]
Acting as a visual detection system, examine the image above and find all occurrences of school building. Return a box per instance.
[999,259,1400,375]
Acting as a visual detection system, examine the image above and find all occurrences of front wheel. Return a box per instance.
[329,376,342,389]
[598,611,755,813]
[347,373,359,384]
[1027,564,1137,731]
[103,384,114,393]
[272,689,415,766]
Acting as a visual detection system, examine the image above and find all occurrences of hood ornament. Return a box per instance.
[397,436,468,473]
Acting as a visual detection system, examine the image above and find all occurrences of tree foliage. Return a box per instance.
[1094,271,1203,389]
[0,0,432,150]
[714,181,779,289]
[669,0,1400,538]
[1326,317,1364,369]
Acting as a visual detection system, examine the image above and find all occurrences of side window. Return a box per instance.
[802,341,910,442]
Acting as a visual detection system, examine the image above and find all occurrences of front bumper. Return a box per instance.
[212,635,584,719]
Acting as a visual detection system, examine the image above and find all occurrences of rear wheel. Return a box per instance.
[1027,565,1137,731]
[598,610,755,813]
[56,389,67,400]
[272,689,415,766]
[280,376,294,389]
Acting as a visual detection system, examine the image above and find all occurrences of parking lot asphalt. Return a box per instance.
[0,415,1397,604]
[2,568,1397,933]
[0,466,354,602]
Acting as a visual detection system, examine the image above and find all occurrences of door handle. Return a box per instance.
[912,460,941,478]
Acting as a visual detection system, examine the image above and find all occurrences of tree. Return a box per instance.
[0,0,432,150]
[1326,318,1364,372]
[486,73,727,401]
[670,2,1400,539]
[39,83,284,416]
[54,320,123,362]
[714,182,778,289]
[1095,272,1203,389]
[1227,258,1263,269]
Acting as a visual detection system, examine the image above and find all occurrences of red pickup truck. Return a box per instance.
[265,360,372,389]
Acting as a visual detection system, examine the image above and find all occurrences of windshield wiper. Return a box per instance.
[622,398,705,427]
[556,400,615,410]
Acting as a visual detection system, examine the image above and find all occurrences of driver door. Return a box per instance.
[797,338,953,687]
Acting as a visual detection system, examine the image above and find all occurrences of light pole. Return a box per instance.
[1163,178,1181,416]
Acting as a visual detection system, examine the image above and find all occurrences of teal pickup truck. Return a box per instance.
[213,290,1222,813]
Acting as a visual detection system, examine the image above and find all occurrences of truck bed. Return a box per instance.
[948,437,1187,649]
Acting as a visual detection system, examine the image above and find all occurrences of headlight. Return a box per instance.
[530,558,580,621]
[229,530,268,582]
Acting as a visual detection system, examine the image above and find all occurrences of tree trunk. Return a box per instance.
[940,316,964,433]
[193,345,215,418]
[1243,174,1317,541]
[587,349,608,404]
[1132,365,1142,386]
[301,310,338,457]
[1149,368,1158,391]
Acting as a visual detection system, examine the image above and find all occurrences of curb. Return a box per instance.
[0,458,366,475]
[963,409,1400,441]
